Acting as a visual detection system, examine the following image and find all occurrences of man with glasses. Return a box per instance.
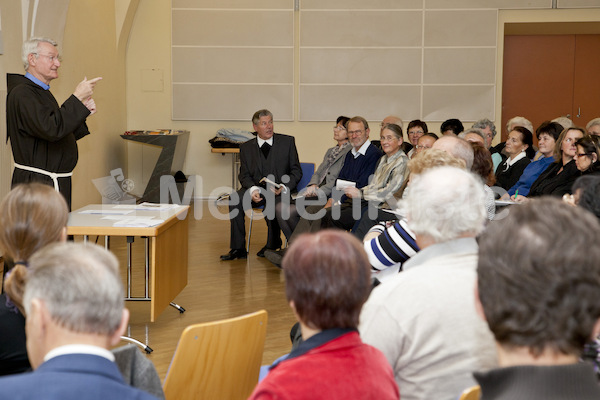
[6,37,101,209]
[265,116,381,267]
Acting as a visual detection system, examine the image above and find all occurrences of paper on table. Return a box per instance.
[79,209,133,215]
[113,218,164,227]
[135,202,179,211]
[336,179,356,191]
[101,215,156,221]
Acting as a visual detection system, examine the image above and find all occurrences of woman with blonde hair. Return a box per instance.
[0,183,68,375]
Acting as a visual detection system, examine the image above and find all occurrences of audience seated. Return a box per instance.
[440,118,464,136]
[474,198,600,399]
[406,119,428,159]
[504,121,563,198]
[518,126,585,201]
[331,123,408,238]
[359,166,497,400]
[470,143,496,220]
[0,242,157,400]
[414,132,438,155]
[265,116,382,267]
[495,126,534,190]
[363,149,465,279]
[472,119,501,171]
[249,230,399,400]
[490,116,533,164]
[0,183,68,376]
[574,135,600,174]
[461,128,486,146]
[276,116,351,239]
[571,175,600,219]
[586,117,600,136]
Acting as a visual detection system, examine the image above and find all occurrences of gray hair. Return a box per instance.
[460,128,486,143]
[24,242,124,336]
[252,109,273,125]
[472,118,497,139]
[405,166,486,244]
[586,117,600,131]
[432,135,474,169]
[551,116,574,131]
[22,37,57,70]
[506,116,533,135]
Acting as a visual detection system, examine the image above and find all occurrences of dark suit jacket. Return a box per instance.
[238,133,302,192]
[0,353,157,400]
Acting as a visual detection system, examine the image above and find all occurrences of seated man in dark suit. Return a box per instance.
[474,198,600,399]
[0,242,157,400]
[221,109,302,260]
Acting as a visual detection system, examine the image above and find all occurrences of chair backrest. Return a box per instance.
[297,162,315,192]
[163,310,268,400]
[458,385,481,400]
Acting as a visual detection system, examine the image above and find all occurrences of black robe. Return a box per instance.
[6,73,91,209]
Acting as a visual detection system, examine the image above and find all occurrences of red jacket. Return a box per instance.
[249,331,399,400]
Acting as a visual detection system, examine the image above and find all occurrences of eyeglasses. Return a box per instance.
[415,145,431,150]
[333,126,346,131]
[34,53,62,63]
[408,131,424,136]
[575,153,591,158]
[348,130,364,136]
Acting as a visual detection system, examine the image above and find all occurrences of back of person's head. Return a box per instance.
[472,118,497,139]
[477,198,600,358]
[408,148,466,174]
[440,118,464,135]
[405,167,486,244]
[536,121,563,141]
[0,183,68,312]
[460,128,486,146]
[24,242,125,337]
[587,117,600,134]
[573,175,600,219]
[470,143,495,186]
[506,116,533,135]
[432,135,474,169]
[283,230,371,331]
[551,116,574,131]
[336,115,350,128]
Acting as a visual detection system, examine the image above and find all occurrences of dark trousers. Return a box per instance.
[229,189,282,250]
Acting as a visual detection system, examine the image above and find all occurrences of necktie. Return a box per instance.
[261,142,271,158]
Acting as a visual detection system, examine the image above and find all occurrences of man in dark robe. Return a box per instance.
[6,37,101,209]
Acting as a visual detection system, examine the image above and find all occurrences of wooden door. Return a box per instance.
[501,34,600,141]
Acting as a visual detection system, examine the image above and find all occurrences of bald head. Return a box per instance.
[432,136,474,169]
[381,115,403,133]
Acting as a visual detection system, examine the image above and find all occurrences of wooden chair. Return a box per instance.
[458,385,481,400]
[162,310,268,400]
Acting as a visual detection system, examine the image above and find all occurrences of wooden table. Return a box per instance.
[67,204,189,322]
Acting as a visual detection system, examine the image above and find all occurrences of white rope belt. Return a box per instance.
[14,163,73,192]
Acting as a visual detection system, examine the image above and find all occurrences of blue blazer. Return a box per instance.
[0,353,157,400]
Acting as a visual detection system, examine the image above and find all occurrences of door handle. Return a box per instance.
[577,107,581,118]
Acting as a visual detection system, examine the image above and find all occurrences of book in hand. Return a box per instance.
[259,177,282,189]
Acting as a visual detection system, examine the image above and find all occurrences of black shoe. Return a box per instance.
[264,248,286,268]
[257,241,283,257]
[220,249,247,261]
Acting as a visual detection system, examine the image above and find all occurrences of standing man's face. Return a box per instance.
[347,121,369,150]
[254,115,274,140]
[28,42,61,84]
